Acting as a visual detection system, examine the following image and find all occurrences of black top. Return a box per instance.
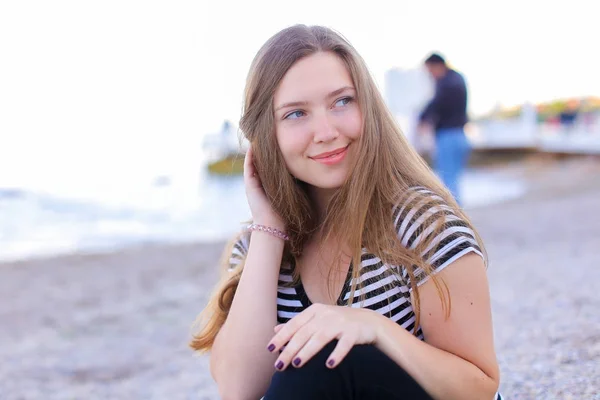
[419,69,468,131]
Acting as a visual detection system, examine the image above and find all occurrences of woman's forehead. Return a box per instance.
[274,52,354,106]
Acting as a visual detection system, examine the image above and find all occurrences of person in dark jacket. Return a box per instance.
[418,53,470,205]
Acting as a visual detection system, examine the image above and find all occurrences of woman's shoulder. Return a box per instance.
[395,185,481,247]
[391,186,485,284]
[392,186,454,235]
[394,185,446,207]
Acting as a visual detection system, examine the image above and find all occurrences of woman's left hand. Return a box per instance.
[267,303,382,371]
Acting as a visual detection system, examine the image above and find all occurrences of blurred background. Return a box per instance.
[1,1,598,399]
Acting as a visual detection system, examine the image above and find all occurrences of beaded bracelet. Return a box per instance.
[247,223,290,241]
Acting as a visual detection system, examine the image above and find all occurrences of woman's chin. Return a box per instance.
[305,179,345,191]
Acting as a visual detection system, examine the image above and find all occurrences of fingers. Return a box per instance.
[323,336,355,368]
[244,144,263,191]
[267,306,316,354]
[285,330,338,369]
[243,144,254,179]
[272,324,316,371]
[267,305,356,371]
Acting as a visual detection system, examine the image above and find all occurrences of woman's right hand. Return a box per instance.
[243,144,284,229]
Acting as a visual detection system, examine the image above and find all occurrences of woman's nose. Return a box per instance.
[312,112,339,143]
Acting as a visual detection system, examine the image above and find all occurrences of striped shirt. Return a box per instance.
[229,187,503,399]
[230,187,484,337]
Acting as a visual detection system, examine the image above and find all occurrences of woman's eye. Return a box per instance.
[335,97,353,107]
[284,110,305,120]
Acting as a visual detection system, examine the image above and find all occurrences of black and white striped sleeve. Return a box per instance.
[227,232,250,271]
[394,187,484,287]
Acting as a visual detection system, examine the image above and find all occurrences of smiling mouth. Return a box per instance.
[309,144,350,165]
[311,145,349,160]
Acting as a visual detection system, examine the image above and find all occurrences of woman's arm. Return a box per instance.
[210,231,284,400]
[374,253,500,400]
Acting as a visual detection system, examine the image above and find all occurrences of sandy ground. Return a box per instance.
[1,156,599,399]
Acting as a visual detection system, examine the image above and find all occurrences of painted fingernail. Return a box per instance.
[275,360,284,370]
[293,357,301,366]
[267,343,276,352]
[327,359,335,367]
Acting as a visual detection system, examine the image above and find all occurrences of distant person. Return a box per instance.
[559,100,579,133]
[191,26,502,400]
[418,53,470,205]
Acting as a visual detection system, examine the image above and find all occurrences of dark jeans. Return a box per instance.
[263,341,433,400]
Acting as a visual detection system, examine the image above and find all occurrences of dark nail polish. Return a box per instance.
[293,357,301,366]
[327,359,335,367]
[267,343,276,352]
[275,360,284,370]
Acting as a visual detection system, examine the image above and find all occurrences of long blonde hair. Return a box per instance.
[190,24,485,352]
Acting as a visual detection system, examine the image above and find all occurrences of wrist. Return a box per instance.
[248,229,287,249]
[252,218,285,231]
[369,309,393,346]
[371,310,415,361]
[247,222,289,241]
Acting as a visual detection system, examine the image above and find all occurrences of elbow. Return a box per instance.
[459,362,500,400]
[217,386,240,400]
[457,375,499,400]
[213,369,238,400]
[218,389,254,400]
[484,378,500,399]
[217,382,266,400]
[480,367,500,400]
[490,373,501,397]
[212,359,268,400]
[487,361,501,393]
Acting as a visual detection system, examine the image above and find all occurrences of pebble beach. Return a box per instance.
[1,156,599,399]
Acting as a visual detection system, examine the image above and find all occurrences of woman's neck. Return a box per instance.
[307,185,337,220]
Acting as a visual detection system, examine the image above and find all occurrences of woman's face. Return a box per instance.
[273,52,363,190]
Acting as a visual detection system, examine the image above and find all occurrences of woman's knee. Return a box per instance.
[263,341,348,400]
[347,345,433,399]
[339,343,396,371]
[264,342,432,400]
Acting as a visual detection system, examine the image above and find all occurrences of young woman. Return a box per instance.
[191,24,503,400]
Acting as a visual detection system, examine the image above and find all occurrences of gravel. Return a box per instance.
[1,159,599,399]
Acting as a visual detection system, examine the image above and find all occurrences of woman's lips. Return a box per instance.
[310,145,349,165]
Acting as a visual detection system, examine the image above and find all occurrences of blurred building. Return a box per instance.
[384,67,433,145]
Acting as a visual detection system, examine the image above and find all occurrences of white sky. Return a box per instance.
[0,0,597,186]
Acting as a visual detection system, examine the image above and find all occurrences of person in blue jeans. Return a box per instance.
[418,53,471,206]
